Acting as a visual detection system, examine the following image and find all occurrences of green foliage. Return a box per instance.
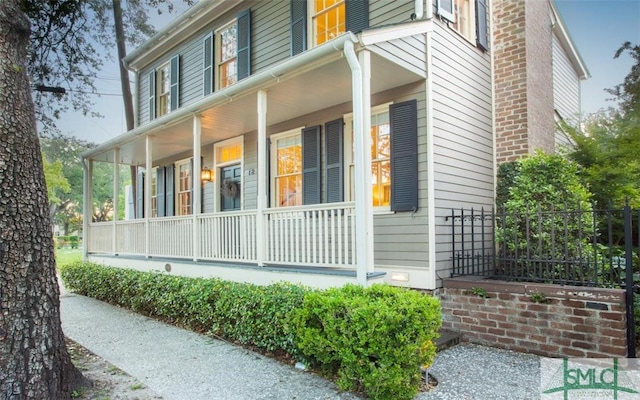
[566,114,640,209]
[529,292,548,304]
[495,161,520,210]
[55,235,79,249]
[497,152,595,280]
[60,264,444,400]
[42,153,70,205]
[606,42,640,115]
[292,284,441,400]
[464,287,489,298]
[59,262,308,355]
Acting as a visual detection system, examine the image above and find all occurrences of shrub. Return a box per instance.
[61,264,443,399]
[496,152,595,281]
[292,284,441,400]
[59,262,309,355]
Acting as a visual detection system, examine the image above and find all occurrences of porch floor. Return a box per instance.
[89,253,386,280]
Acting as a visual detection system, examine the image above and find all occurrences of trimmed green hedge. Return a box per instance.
[60,262,306,355]
[292,284,441,400]
[60,262,441,400]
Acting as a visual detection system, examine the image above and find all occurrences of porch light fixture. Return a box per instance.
[201,167,213,183]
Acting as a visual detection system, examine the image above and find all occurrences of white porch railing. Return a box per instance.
[86,202,356,269]
[149,216,193,258]
[265,202,356,267]
[115,220,145,255]
[199,210,257,262]
[87,221,113,253]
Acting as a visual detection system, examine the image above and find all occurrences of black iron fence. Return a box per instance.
[447,205,639,357]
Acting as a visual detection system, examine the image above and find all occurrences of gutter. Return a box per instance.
[83,33,360,160]
[343,40,368,286]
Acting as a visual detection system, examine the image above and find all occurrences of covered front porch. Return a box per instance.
[82,23,430,286]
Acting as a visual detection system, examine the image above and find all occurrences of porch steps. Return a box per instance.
[435,329,461,352]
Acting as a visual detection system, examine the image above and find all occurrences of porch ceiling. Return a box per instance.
[90,51,423,166]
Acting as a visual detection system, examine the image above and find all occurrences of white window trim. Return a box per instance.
[213,136,244,212]
[156,61,171,117]
[175,157,192,216]
[451,0,477,46]
[270,127,305,208]
[344,102,393,213]
[307,0,346,48]
[215,19,238,91]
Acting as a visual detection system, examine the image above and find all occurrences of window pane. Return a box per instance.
[370,110,391,207]
[221,25,237,62]
[371,161,391,207]
[275,135,302,207]
[220,59,237,88]
[277,175,302,207]
[313,0,345,45]
[276,136,302,175]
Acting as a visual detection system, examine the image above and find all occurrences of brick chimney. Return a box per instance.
[493,0,555,164]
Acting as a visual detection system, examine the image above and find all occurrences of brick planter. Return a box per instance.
[439,278,627,358]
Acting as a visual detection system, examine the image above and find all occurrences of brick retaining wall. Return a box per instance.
[439,278,627,357]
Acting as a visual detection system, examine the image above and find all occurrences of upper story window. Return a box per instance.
[157,62,171,117]
[218,20,238,89]
[312,0,345,46]
[148,55,180,121]
[437,0,489,51]
[203,9,251,96]
[452,0,474,43]
[291,0,368,56]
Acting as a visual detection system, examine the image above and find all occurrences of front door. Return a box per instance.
[220,165,241,211]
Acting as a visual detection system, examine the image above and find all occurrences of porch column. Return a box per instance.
[256,90,267,266]
[360,50,374,275]
[82,158,93,260]
[145,136,152,258]
[345,40,373,286]
[112,148,120,255]
[192,114,202,261]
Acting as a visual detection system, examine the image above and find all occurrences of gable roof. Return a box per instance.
[123,0,242,71]
[550,0,590,80]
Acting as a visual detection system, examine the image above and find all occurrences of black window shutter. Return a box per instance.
[302,126,321,205]
[345,0,369,34]
[290,0,306,56]
[437,0,455,23]
[237,9,251,81]
[390,100,418,212]
[324,118,344,203]
[157,167,166,217]
[165,164,175,217]
[476,0,489,51]
[203,34,214,95]
[148,71,156,120]
[170,55,180,111]
[136,170,145,218]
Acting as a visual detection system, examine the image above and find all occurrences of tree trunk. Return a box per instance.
[112,0,138,217]
[0,1,88,398]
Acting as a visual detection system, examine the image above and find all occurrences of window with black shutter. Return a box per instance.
[324,119,344,203]
[389,100,418,212]
[302,126,321,205]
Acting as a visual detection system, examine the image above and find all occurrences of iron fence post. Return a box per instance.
[624,204,636,358]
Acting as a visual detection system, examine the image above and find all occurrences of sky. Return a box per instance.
[54,0,640,145]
